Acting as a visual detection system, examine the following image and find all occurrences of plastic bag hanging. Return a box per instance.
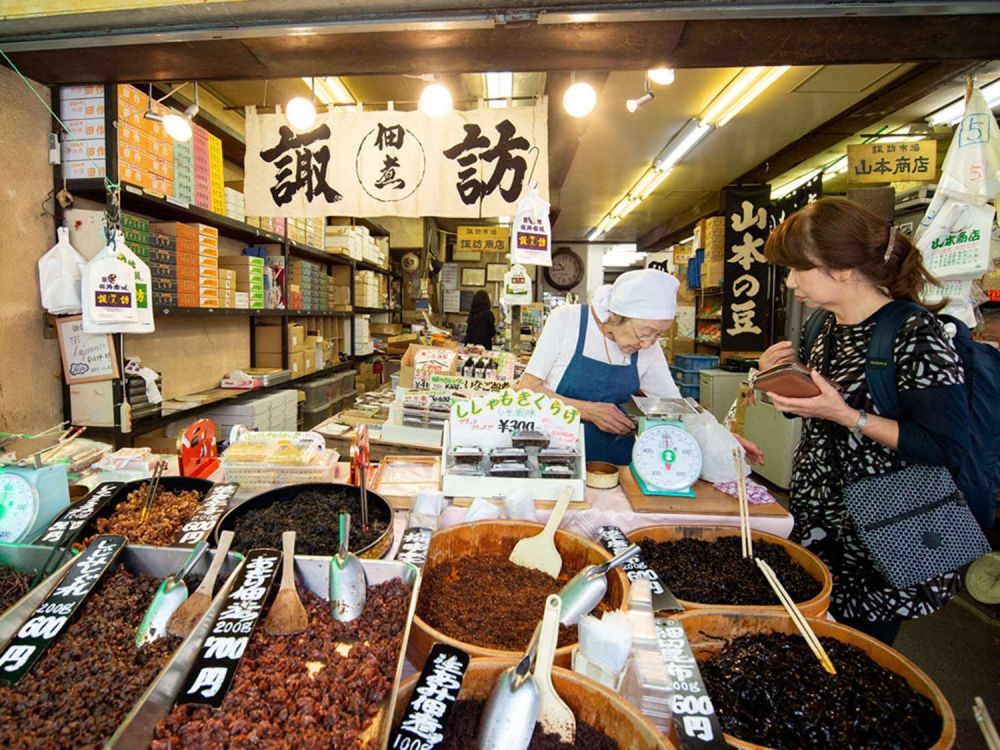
[82,239,139,331]
[511,184,552,267]
[501,263,533,305]
[110,230,155,333]
[38,226,86,314]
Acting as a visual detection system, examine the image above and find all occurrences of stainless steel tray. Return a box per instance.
[0,544,243,747]
[0,543,78,623]
[109,555,421,750]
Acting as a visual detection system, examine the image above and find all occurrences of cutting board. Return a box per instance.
[619,467,789,517]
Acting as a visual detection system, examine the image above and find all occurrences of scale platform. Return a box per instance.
[629,464,696,498]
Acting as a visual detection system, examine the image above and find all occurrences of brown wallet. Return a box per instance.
[754,362,822,398]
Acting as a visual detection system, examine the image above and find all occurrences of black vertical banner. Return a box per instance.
[721,185,772,352]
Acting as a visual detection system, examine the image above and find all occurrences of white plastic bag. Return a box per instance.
[82,246,138,329]
[918,199,994,281]
[110,231,155,333]
[511,184,552,267]
[38,226,86,314]
[685,411,749,484]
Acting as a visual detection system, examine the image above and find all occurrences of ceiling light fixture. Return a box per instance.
[144,81,199,142]
[715,66,790,127]
[771,168,823,199]
[286,77,317,130]
[647,68,675,86]
[701,68,767,125]
[307,76,355,106]
[627,75,655,113]
[419,82,453,117]
[485,71,513,109]
[563,75,597,118]
[635,167,671,200]
[927,79,1000,126]
[655,118,713,171]
[587,228,602,241]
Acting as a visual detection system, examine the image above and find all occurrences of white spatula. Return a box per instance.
[533,594,576,742]
[508,485,574,578]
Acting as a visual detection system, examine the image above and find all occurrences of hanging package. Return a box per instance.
[110,231,155,333]
[918,200,995,281]
[38,226,86,315]
[510,184,552,267]
[82,245,139,329]
[501,263,533,305]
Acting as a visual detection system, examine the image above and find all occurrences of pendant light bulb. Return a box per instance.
[286,96,317,130]
[419,83,453,118]
[563,81,597,118]
[162,113,193,142]
[648,68,675,86]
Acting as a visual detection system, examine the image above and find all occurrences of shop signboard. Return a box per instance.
[454,225,509,260]
[721,185,772,353]
[847,140,936,184]
[245,102,548,219]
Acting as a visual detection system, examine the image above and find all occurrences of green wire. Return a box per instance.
[0,47,119,193]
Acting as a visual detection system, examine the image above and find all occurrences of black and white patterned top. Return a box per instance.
[790,309,965,622]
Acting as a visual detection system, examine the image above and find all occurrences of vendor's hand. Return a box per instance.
[758,341,797,371]
[583,402,636,435]
[768,369,856,426]
[733,433,765,465]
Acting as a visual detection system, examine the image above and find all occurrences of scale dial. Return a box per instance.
[0,473,41,544]
[632,424,703,492]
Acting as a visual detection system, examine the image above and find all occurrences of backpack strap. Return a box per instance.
[799,308,832,365]
[865,299,925,418]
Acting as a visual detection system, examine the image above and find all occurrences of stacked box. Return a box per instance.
[208,134,225,215]
[218,268,236,308]
[353,270,383,309]
[305,217,324,250]
[192,124,211,211]
[60,85,107,180]
[173,138,195,205]
[354,315,373,355]
[219,256,265,308]
[116,85,174,197]
[151,222,219,307]
[224,187,245,222]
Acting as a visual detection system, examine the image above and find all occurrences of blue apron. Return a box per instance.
[555,305,640,465]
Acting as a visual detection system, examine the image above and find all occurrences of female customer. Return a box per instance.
[464,290,496,349]
[761,197,969,644]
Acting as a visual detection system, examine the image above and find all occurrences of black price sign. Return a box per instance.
[655,618,727,750]
[173,483,240,548]
[36,482,124,546]
[597,526,683,612]
[390,643,469,749]
[177,548,279,707]
[394,527,433,567]
[0,534,126,685]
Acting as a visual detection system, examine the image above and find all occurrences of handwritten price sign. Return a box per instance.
[449,388,580,451]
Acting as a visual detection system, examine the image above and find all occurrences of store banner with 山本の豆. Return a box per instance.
[243,101,548,219]
[721,185,772,353]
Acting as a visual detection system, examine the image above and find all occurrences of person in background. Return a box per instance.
[520,268,763,465]
[761,197,969,645]
[464,289,496,348]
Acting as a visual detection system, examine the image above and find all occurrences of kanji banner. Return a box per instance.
[847,139,936,184]
[244,101,549,219]
[721,185,772,353]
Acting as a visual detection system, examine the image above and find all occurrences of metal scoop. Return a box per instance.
[557,543,641,625]
[478,623,541,750]
[136,541,209,646]
[329,513,367,622]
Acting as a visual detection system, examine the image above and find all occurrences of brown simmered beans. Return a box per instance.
[152,578,410,749]
[83,484,202,547]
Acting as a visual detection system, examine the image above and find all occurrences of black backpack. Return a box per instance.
[802,299,1000,528]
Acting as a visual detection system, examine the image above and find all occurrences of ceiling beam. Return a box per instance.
[637,59,983,251]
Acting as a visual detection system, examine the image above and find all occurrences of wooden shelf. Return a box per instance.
[286,310,353,317]
[287,240,351,266]
[355,307,391,315]
[154,306,279,317]
[355,260,391,274]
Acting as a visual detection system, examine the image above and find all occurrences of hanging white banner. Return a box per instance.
[244,101,549,219]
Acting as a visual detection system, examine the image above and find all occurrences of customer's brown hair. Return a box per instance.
[765,197,942,308]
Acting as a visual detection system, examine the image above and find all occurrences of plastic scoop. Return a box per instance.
[478,622,541,750]
[508,485,574,578]
[136,541,208,647]
[557,543,642,625]
[265,530,309,635]
[329,513,367,622]
[534,594,576,741]
[168,530,235,638]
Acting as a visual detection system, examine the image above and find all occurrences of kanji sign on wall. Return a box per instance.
[244,102,549,218]
[721,185,772,353]
[847,140,937,184]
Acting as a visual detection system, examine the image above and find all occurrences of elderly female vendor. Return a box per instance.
[519,269,762,464]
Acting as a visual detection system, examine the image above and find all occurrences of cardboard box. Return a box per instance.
[61,98,105,121]
[118,84,149,109]
[62,161,105,180]
[65,118,105,140]
[62,139,106,162]
[701,260,725,288]
[119,144,174,179]
[60,85,104,100]
[289,351,306,379]
[302,349,315,375]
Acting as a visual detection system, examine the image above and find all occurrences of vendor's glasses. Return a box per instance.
[628,319,660,346]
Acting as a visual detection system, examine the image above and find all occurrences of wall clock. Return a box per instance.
[544,247,584,290]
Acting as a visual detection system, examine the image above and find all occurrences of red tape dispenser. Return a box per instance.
[177,418,220,479]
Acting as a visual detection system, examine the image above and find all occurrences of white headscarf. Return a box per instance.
[591,269,680,323]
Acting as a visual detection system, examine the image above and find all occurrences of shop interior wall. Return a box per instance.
[0,68,62,432]
[538,242,609,300]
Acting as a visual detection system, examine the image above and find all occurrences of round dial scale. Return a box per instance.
[632,423,703,492]
[0,473,41,544]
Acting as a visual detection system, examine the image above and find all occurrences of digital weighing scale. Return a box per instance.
[628,398,704,498]
[0,464,71,544]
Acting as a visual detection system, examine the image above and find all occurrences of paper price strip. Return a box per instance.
[177,548,280,707]
[597,526,683,613]
[394,527,433,567]
[36,482,124,546]
[173,483,240,548]
[389,643,470,750]
[655,618,727,750]
[0,534,126,685]
[450,388,580,452]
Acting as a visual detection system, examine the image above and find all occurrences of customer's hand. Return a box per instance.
[758,341,797,371]
[768,369,855,425]
[583,402,636,435]
[733,434,765,465]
